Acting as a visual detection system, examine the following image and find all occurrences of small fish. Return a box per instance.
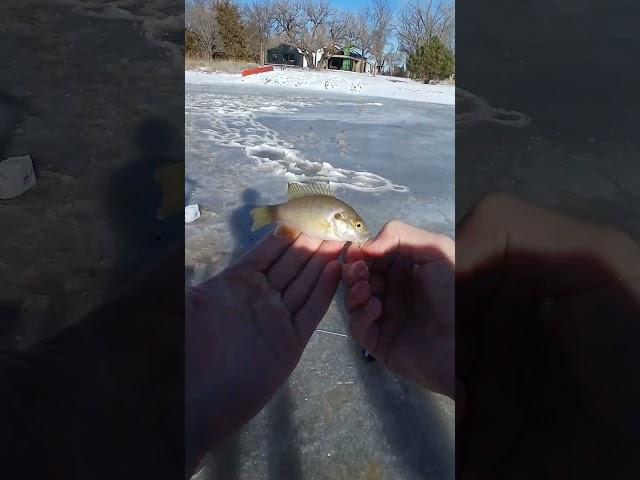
[250,182,371,245]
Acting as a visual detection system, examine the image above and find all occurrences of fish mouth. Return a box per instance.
[357,234,372,247]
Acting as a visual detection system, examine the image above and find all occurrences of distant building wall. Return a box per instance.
[266,44,304,67]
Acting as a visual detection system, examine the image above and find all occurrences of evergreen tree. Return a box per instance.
[407,37,454,83]
[215,0,250,60]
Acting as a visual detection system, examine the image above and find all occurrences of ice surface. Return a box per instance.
[1,1,184,348]
[57,0,183,64]
[186,75,454,479]
[185,82,454,278]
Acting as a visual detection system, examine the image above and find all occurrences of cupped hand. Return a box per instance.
[342,220,455,398]
[186,232,345,470]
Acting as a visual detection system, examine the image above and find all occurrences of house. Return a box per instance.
[327,47,372,73]
[266,43,374,72]
[266,43,307,68]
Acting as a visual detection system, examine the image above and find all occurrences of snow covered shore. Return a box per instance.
[185,68,454,105]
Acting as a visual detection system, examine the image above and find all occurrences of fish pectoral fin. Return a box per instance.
[322,217,335,236]
[273,224,300,241]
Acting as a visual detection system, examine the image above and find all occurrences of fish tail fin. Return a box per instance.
[250,206,273,231]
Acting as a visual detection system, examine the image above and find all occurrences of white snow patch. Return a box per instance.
[456,88,530,127]
[244,145,408,193]
[186,69,454,106]
[185,204,200,223]
[0,155,37,199]
[186,91,409,194]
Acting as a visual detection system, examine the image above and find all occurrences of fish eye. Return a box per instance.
[356,222,362,228]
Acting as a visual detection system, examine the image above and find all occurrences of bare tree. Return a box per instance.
[186,0,221,59]
[344,7,374,71]
[442,11,455,53]
[382,48,402,75]
[272,0,304,58]
[324,9,349,64]
[244,0,275,64]
[272,0,302,38]
[369,0,393,75]
[299,0,331,68]
[342,12,358,47]
[396,0,454,57]
[273,0,348,69]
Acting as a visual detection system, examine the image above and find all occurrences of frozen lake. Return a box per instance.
[186,80,454,281]
[186,76,455,480]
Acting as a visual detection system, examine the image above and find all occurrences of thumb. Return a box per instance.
[364,220,455,265]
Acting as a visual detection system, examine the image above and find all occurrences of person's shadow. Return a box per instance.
[185,176,200,206]
[0,91,27,159]
[335,286,455,479]
[107,116,182,297]
[229,188,271,262]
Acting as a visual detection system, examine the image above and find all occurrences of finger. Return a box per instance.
[282,240,345,313]
[348,297,382,352]
[363,219,455,265]
[235,230,299,272]
[456,192,640,294]
[346,280,370,312]
[267,234,323,291]
[293,260,342,345]
[344,243,366,263]
[342,260,369,287]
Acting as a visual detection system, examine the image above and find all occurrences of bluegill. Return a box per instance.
[250,183,371,246]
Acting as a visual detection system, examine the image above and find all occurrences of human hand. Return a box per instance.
[456,192,640,479]
[186,233,344,471]
[342,220,455,398]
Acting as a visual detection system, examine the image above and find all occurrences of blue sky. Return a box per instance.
[330,0,454,14]
[236,0,454,14]
[236,0,454,57]
[234,0,384,11]
[328,0,403,11]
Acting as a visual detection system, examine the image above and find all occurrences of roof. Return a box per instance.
[345,51,366,60]
[334,47,367,60]
[267,43,309,55]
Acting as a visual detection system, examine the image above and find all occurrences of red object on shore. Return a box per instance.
[241,65,274,77]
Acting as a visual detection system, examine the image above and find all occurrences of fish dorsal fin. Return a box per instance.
[287,182,335,200]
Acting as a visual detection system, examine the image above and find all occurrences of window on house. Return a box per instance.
[272,52,277,60]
